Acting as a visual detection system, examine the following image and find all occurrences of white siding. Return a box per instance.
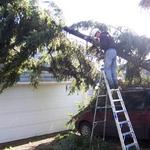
[0,83,83,143]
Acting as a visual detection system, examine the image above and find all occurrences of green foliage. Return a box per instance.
[0,2,150,93]
[70,20,108,32]
[36,132,117,150]
[115,30,150,84]
[0,1,99,92]
[0,0,62,91]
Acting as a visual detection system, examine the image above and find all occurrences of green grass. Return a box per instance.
[3,132,150,150]
[32,132,121,150]
[35,132,150,150]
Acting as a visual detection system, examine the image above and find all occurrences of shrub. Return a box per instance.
[37,132,118,150]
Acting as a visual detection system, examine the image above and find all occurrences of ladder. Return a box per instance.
[90,69,140,150]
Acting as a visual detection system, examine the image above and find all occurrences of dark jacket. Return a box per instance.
[100,32,116,51]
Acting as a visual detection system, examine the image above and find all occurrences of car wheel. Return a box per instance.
[79,122,92,137]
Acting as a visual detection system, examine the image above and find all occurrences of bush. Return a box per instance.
[36,132,118,150]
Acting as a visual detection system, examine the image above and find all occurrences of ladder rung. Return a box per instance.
[110,89,119,92]
[97,106,111,109]
[126,142,137,149]
[97,94,106,98]
[119,120,129,125]
[122,131,133,137]
[97,106,106,109]
[113,99,122,102]
[116,109,125,113]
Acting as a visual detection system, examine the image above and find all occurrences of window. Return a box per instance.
[122,90,145,111]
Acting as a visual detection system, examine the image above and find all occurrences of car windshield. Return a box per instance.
[122,89,150,111]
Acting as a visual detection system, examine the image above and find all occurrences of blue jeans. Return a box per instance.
[104,48,118,89]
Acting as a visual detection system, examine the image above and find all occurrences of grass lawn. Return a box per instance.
[2,132,150,150]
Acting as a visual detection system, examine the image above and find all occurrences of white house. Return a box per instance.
[0,73,84,143]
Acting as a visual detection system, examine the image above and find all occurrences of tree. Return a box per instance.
[0,0,99,92]
[0,1,150,93]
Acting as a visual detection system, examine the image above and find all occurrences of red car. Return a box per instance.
[75,88,150,140]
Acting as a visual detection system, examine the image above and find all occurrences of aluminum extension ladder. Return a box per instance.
[90,69,140,150]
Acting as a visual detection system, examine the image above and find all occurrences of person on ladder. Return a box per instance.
[92,29,118,89]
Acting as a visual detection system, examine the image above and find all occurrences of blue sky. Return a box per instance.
[39,0,150,37]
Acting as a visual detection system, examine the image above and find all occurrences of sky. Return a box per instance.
[39,0,150,37]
